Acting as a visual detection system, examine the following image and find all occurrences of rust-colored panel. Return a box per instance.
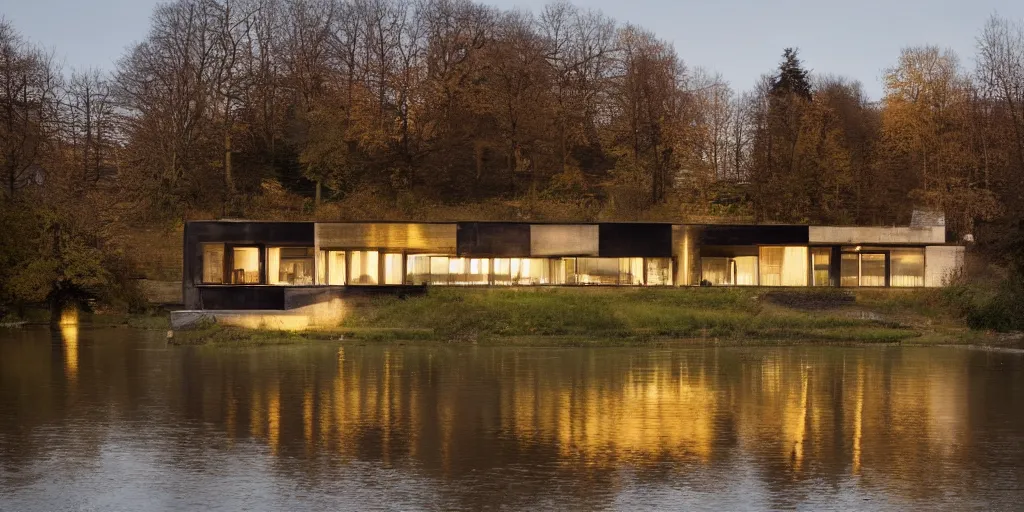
[316,223,457,252]
[530,225,599,256]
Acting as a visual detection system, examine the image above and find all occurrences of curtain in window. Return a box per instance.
[890,249,924,287]
[349,250,379,285]
[327,251,346,285]
[841,253,859,287]
[383,253,404,284]
[734,256,758,285]
[860,253,886,287]
[759,247,808,286]
[701,258,731,285]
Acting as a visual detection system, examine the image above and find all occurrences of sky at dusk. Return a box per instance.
[4,0,1024,100]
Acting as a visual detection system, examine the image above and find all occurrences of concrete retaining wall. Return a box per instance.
[925,246,965,287]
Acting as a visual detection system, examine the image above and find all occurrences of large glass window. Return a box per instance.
[382,253,404,285]
[646,258,673,286]
[429,256,449,285]
[406,254,431,285]
[734,256,758,285]
[349,250,379,285]
[449,257,488,285]
[573,258,621,285]
[620,258,644,285]
[860,253,886,287]
[811,248,832,287]
[230,247,260,284]
[841,252,887,287]
[562,258,577,285]
[759,247,808,286]
[890,248,924,287]
[267,247,314,285]
[324,250,346,285]
[700,256,756,286]
[701,257,731,285]
[201,243,224,284]
[841,253,859,287]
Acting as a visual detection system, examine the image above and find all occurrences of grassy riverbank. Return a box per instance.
[171,287,1007,347]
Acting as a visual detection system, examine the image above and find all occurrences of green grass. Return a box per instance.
[335,287,930,344]
[167,286,1016,347]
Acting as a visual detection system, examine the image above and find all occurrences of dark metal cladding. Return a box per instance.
[182,221,314,308]
[197,286,286,310]
[598,223,672,257]
[456,222,531,257]
[698,225,809,246]
[187,221,314,244]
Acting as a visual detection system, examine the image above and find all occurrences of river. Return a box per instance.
[2,326,1024,510]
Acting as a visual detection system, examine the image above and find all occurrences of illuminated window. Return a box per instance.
[569,258,622,285]
[734,256,757,285]
[759,247,808,286]
[841,253,859,287]
[890,249,924,287]
[700,256,757,286]
[811,248,832,287]
[620,258,644,285]
[201,243,224,284]
[429,256,449,285]
[230,247,260,284]
[841,252,887,287]
[349,250,379,285]
[701,257,731,285]
[518,258,549,285]
[473,258,492,284]
[267,247,314,285]
[860,253,886,287]
[325,250,346,285]
[383,253,404,284]
[646,258,673,286]
[406,254,431,285]
[561,258,577,285]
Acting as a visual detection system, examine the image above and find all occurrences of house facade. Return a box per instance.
[182,220,964,311]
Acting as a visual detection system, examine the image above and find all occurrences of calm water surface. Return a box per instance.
[2,326,1024,511]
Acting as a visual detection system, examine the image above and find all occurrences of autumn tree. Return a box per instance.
[880,46,999,236]
[0,19,60,199]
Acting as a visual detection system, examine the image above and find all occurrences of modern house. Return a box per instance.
[180,219,964,315]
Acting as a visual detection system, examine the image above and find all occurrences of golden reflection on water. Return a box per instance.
[268,383,280,455]
[174,344,990,500]
[60,324,79,384]
[6,332,1024,509]
[852,363,864,474]
[236,350,916,470]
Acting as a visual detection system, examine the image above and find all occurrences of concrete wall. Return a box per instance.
[809,226,945,245]
[170,297,347,331]
[530,225,599,256]
[925,245,964,287]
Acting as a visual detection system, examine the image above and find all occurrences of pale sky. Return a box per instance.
[4,0,1023,100]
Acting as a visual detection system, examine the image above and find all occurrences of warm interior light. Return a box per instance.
[60,307,78,326]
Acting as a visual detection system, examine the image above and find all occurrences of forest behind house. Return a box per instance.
[1,0,1023,328]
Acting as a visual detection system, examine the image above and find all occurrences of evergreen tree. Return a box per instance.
[771,48,812,100]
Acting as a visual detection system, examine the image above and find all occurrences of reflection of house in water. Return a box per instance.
[173,217,965,328]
